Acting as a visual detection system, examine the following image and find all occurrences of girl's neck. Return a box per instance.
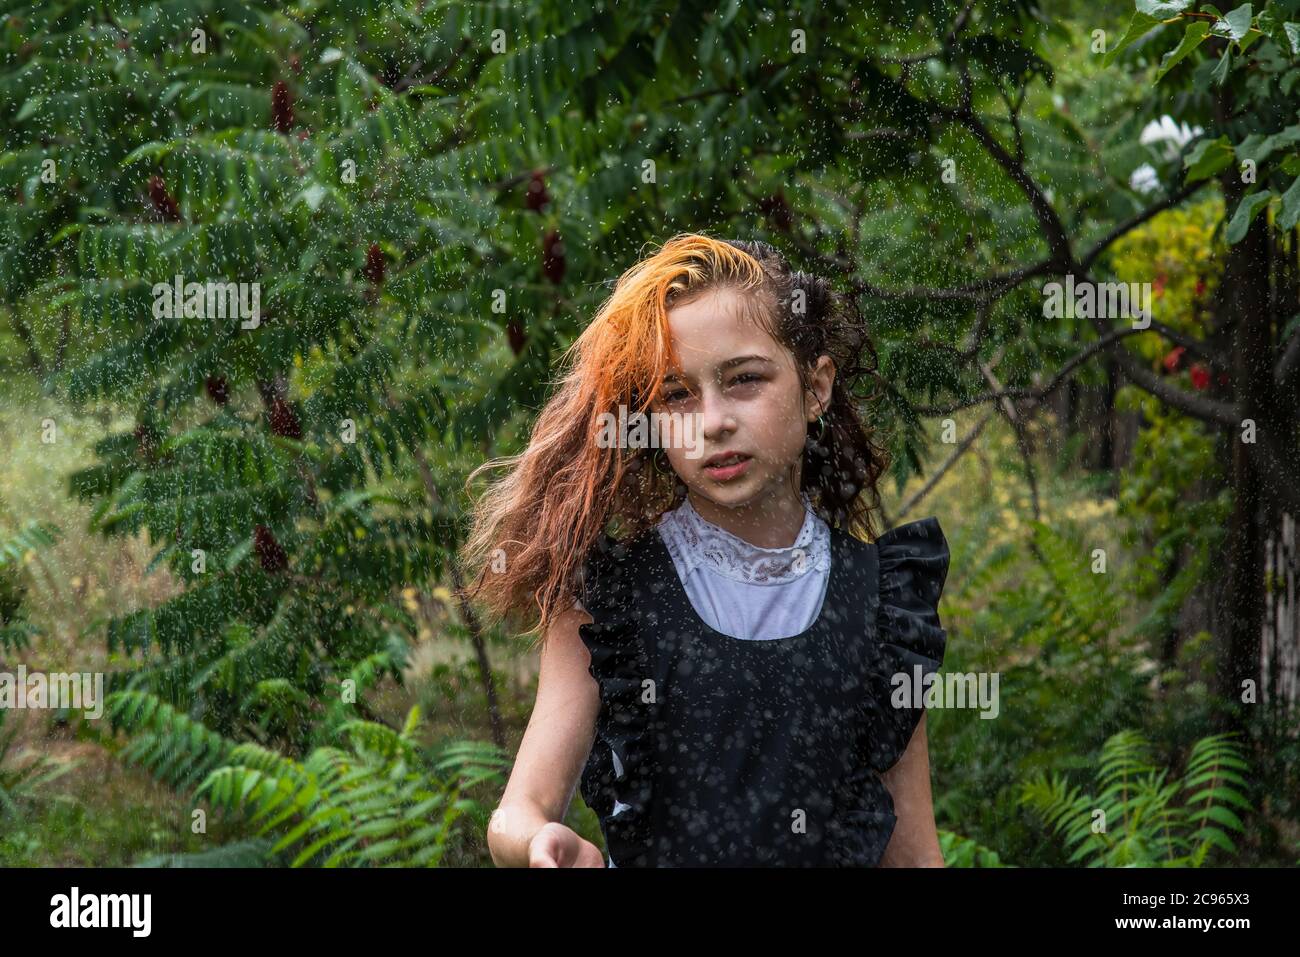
[685,486,807,549]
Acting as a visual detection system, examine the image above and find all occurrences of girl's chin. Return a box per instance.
[687,477,768,509]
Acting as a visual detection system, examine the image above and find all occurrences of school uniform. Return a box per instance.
[575,495,950,867]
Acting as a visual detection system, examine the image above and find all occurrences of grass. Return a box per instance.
[0,720,245,866]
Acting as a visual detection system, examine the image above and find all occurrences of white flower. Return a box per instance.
[1138,115,1204,161]
[1130,163,1161,194]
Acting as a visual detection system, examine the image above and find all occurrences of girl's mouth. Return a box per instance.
[703,453,752,482]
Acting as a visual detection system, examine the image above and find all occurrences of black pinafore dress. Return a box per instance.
[576,516,949,868]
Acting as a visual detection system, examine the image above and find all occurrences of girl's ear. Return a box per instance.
[806,355,836,419]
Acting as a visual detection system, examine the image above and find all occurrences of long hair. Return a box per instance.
[458,231,889,645]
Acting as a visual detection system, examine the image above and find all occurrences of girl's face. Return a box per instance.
[651,287,834,535]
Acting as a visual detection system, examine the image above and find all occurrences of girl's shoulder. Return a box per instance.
[576,525,663,614]
[868,516,950,611]
[828,515,950,591]
[580,525,662,574]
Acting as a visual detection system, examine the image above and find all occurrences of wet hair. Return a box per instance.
[459,231,890,643]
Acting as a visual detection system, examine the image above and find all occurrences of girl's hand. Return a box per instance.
[528,822,607,867]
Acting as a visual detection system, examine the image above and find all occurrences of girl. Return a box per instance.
[463,233,949,867]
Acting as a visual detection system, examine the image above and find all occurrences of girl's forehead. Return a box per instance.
[664,288,781,365]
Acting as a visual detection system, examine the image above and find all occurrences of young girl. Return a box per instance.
[463,233,949,868]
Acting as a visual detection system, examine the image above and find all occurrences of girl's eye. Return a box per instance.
[660,373,759,404]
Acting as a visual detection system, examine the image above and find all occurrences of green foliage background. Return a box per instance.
[0,0,1297,866]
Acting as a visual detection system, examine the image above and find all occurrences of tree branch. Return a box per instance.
[890,409,996,525]
[405,435,506,751]
[1071,266,1242,427]
[914,324,1154,416]
[930,101,1073,267]
[7,310,46,379]
[391,37,471,92]
[55,307,70,373]
[877,1,976,65]
[981,360,1040,520]
[1079,178,1210,272]
[852,258,1056,301]
[1094,319,1240,424]
[1147,319,1219,366]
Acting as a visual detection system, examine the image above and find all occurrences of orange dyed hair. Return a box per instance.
[458,231,887,645]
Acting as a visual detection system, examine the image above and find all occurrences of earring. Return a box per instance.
[812,414,828,442]
[806,414,829,458]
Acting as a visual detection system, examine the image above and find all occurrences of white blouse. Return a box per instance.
[655,493,832,640]
[571,495,832,641]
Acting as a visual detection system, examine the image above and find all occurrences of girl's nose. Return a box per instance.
[699,394,737,440]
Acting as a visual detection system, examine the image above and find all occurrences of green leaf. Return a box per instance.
[47,223,86,246]
[1257,5,1280,41]
[1155,21,1210,81]
[1286,23,1300,56]
[297,183,328,212]
[1104,11,1162,67]
[1211,4,1253,41]
[1195,827,1238,854]
[1279,176,1300,231]
[1184,136,1234,181]
[1211,45,1234,85]
[1234,125,1300,169]
[1235,133,1266,163]
[1226,190,1271,243]
[290,826,353,867]
[1281,312,1300,340]
[1250,125,1300,165]
[1190,804,1246,832]
[120,141,176,167]
[14,95,46,123]
[698,20,719,67]
[1137,0,1192,14]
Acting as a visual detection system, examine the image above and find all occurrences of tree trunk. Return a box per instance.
[1100,355,1118,492]
[1215,179,1272,733]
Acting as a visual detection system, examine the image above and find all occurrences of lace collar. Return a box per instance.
[657,493,832,586]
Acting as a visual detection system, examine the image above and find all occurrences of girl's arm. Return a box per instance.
[487,603,605,867]
[878,712,945,867]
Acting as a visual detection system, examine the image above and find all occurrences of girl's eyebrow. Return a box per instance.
[661,354,773,383]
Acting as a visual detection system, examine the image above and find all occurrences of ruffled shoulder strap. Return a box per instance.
[861,516,950,773]
[576,530,634,618]
[574,528,660,867]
